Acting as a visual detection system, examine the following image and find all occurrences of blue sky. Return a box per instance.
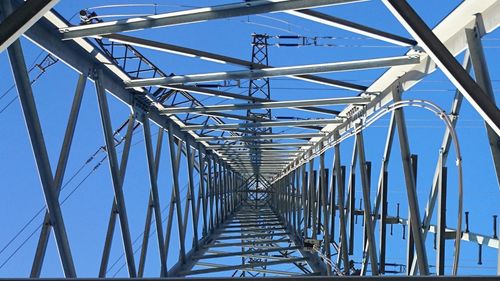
[0,0,499,277]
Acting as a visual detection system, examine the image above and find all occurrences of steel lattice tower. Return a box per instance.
[0,0,499,280]
[246,34,272,184]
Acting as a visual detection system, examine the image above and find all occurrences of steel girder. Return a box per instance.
[125,55,420,88]
[58,0,363,39]
[101,34,367,91]
[0,0,59,52]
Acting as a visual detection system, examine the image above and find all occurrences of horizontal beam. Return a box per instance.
[195,262,303,276]
[184,258,307,275]
[217,151,302,155]
[398,218,499,249]
[0,0,59,52]
[182,119,341,131]
[162,96,370,114]
[196,246,300,259]
[104,34,367,91]
[213,148,302,152]
[167,85,341,116]
[223,153,296,157]
[287,9,417,46]
[202,239,291,248]
[228,160,291,163]
[126,55,420,87]
[59,0,361,39]
[207,142,311,148]
[198,133,324,141]
[4,276,500,281]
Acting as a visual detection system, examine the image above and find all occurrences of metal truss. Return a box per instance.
[0,0,499,279]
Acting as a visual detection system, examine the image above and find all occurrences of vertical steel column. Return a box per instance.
[185,141,200,249]
[6,28,77,276]
[142,117,167,276]
[319,145,331,275]
[347,139,357,255]
[297,165,304,235]
[219,160,225,223]
[308,157,315,237]
[198,146,208,236]
[208,157,215,231]
[167,124,187,266]
[379,170,388,274]
[360,161,372,275]
[436,154,447,275]
[329,156,337,241]
[301,163,308,236]
[465,25,500,187]
[30,74,86,277]
[223,162,229,220]
[406,155,418,275]
[312,169,318,239]
[95,69,136,277]
[355,130,379,275]
[214,161,220,227]
[393,89,429,275]
[292,170,298,234]
[378,113,395,275]
[334,132,349,274]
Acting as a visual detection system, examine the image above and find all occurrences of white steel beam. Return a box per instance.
[103,34,367,91]
[162,97,370,115]
[126,55,420,87]
[59,0,362,39]
[287,9,416,46]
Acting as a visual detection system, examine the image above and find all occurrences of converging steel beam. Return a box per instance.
[382,0,500,136]
[103,34,367,91]
[162,97,370,115]
[287,9,416,46]
[99,115,135,277]
[141,117,168,276]
[5,14,76,276]
[59,0,362,39]
[0,0,59,52]
[126,55,420,87]
[95,70,137,277]
[31,74,87,278]
[271,0,500,185]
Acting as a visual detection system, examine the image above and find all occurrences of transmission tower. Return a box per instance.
[246,34,272,186]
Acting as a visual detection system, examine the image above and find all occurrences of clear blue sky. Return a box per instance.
[0,0,498,277]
